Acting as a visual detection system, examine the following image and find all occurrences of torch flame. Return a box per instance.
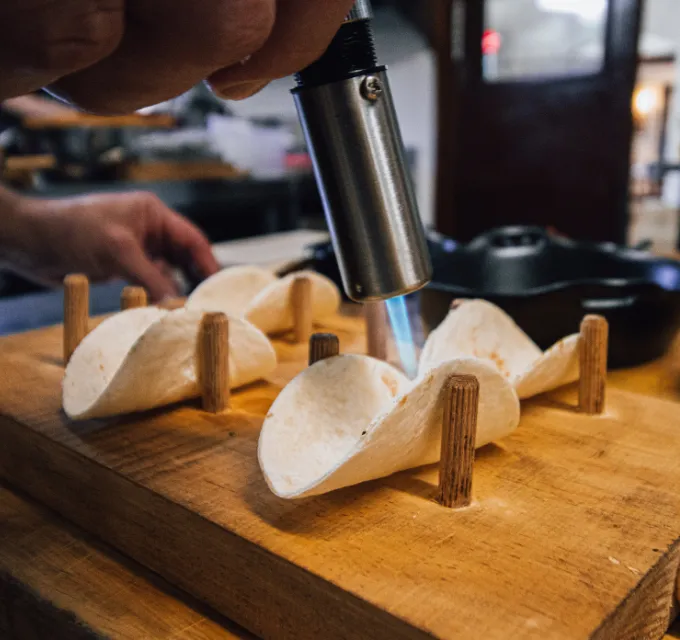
[385,295,419,379]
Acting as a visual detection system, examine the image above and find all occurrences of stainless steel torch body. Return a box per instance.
[294,71,432,302]
[292,1,431,302]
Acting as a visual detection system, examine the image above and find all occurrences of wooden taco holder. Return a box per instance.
[2,274,678,639]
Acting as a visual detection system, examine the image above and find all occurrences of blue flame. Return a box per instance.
[385,296,418,379]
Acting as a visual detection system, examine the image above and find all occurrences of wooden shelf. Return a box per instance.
[2,95,176,130]
[21,113,177,130]
[120,161,245,183]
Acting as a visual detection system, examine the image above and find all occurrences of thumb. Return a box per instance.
[114,235,179,301]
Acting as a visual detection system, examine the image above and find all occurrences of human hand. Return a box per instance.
[11,192,219,301]
[0,0,356,112]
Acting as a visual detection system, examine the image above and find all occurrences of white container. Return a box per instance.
[207,115,295,178]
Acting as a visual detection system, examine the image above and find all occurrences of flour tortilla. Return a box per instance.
[259,355,519,499]
[63,308,276,420]
[514,334,580,399]
[187,267,341,336]
[245,270,341,335]
[186,265,277,317]
[419,299,581,399]
[419,300,541,381]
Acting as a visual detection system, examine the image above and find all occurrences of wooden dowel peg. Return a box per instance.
[365,301,388,361]
[63,274,90,365]
[579,315,609,415]
[437,375,479,509]
[121,286,148,311]
[198,313,230,414]
[291,276,313,344]
[309,333,340,366]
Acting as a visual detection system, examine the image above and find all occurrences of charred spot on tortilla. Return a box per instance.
[381,373,399,397]
[488,351,506,372]
[420,299,580,399]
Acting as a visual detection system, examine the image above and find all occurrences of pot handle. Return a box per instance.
[474,226,551,251]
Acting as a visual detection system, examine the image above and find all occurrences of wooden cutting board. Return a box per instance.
[1,310,680,640]
[0,482,251,640]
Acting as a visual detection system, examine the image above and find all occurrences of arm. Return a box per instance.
[0,185,219,301]
[0,185,36,268]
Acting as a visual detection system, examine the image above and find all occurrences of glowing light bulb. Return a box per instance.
[633,87,658,119]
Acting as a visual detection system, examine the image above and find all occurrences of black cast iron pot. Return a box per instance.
[310,226,680,369]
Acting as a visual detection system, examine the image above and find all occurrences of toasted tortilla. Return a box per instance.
[419,300,541,381]
[245,270,341,335]
[419,299,581,399]
[514,334,580,399]
[186,265,277,317]
[187,267,341,336]
[259,355,519,499]
[63,308,276,420]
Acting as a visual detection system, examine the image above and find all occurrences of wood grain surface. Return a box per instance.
[198,313,230,414]
[308,333,340,365]
[1,311,680,639]
[579,315,609,415]
[120,286,148,311]
[1,481,679,640]
[0,482,251,640]
[62,274,89,365]
[607,333,680,402]
[0,484,252,640]
[436,375,479,509]
[291,276,313,344]
[365,301,388,360]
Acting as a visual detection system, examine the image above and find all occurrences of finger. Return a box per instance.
[0,0,124,101]
[153,258,176,281]
[151,202,220,280]
[208,0,355,100]
[49,0,276,113]
[112,232,179,301]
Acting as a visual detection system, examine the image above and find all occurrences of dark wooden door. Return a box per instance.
[435,0,644,243]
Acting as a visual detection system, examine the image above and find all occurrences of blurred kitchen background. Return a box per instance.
[1,0,678,316]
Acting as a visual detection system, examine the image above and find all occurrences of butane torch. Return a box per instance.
[293,0,432,302]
